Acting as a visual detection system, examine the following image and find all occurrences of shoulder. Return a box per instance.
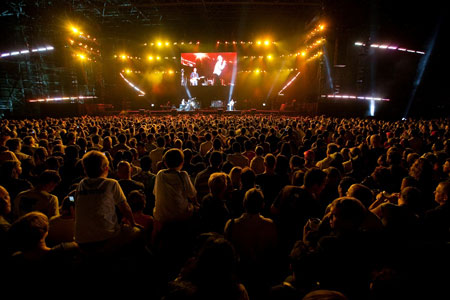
[101,177,119,185]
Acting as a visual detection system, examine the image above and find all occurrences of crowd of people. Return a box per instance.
[0,114,449,299]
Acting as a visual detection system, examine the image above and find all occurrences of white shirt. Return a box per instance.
[213,59,226,76]
[153,169,197,223]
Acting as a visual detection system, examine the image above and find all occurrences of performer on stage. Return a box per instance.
[213,55,226,86]
[179,99,187,111]
[227,99,236,111]
[190,68,200,86]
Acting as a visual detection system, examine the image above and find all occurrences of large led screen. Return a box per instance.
[181,52,237,87]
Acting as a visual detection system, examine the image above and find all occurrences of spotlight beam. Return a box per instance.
[403,22,440,118]
[120,73,146,95]
[278,72,301,96]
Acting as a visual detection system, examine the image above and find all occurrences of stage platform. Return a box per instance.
[25,100,385,118]
[115,109,304,116]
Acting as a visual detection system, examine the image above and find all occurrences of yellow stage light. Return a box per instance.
[255,69,260,73]
[120,55,127,60]
[264,40,270,46]
[319,24,325,31]
[267,55,273,60]
[165,42,169,46]
[125,69,132,74]
[71,27,79,34]
[148,55,154,61]
[301,51,306,57]
[78,54,86,60]
[257,40,262,45]
[157,41,162,47]
[168,70,174,74]
[156,56,161,60]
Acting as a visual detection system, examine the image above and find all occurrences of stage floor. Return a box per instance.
[116,109,303,116]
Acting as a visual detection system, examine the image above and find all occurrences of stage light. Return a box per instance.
[194,53,208,60]
[264,40,270,46]
[319,24,325,31]
[120,73,145,96]
[197,41,200,44]
[156,56,161,60]
[148,55,153,61]
[165,42,169,46]
[168,70,174,74]
[151,104,155,107]
[120,55,127,60]
[71,27,79,34]
[217,41,220,44]
[263,103,266,106]
[257,40,262,45]
[322,94,389,101]
[278,72,301,95]
[125,69,132,74]
[157,41,162,47]
[181,42,184,45]
[267,55,273,60]
[301,51,306,57]
[28,95,97,103]
[371,44,379,48]
[255,69,260,73]
[78,54,86,60]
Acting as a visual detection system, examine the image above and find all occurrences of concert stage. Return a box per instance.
[30,102,320,118]
[25,99,388,118]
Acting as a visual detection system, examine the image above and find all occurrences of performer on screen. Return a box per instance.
[213,55,226,86]
[190,68,199,86]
